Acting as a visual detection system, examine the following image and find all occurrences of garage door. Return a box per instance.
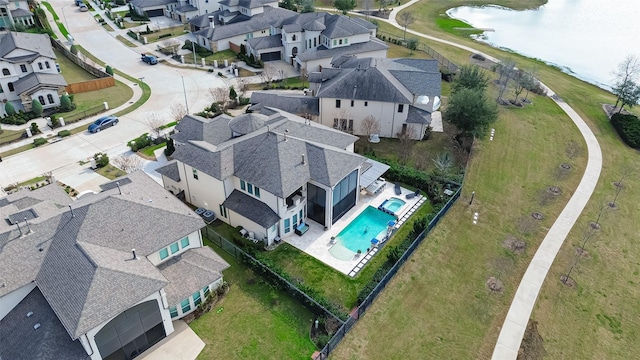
[260,51,281,61]
[146,9,164,17]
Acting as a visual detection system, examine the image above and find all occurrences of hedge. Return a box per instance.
[611,113,640,149]
[33,138,47,147]
[58,130,71,137]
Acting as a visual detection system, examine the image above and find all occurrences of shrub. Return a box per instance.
[70,45,78,55]
[611,113,640,149]
[164,138,175,156]
[31,99,43,117]
[128,133,151,151]
[105,65,114,75]
[58,130,71,137]
[30,122,40,135]
[5,101,15,116]
[94,152,109,168]
[60,95,72,111]
[158,33,172,39]
[33,137,47,147]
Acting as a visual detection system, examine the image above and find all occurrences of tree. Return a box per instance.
[259,64,277,83]
[611,55,640,112]
[229,86,238,105]
[363,0,373,18]
[444,87,499,140]
[160,39,181,55]
[279,0,298,11]
[453,64,488,92]
[377,0,393,12]
[146,113,165,139]
[495,58,516,102]
[361,115,381,150]
[93,152,109,168]
[612,80,640,113]
[70,45,78,55]
[30,122,40,135]
[333,0,355,15]
[170,103,187,121]
[31,99,43,117]
[519,69,537,103]
[432,152,453,178]
[112,154,145,173]
[164,138,176,156]
[398,12,415,40]
[406,38,418,54]
[299,0,314,13]
[396,125,417,164]
[208,87,229,109]
[60,94,72,111]
[512,70,525,104]
[4,101,15,116]
[105,65,114,76]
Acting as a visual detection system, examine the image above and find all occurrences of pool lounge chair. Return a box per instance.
[394,183,402,195]
[405,189,420,199]
[295,222,310,236]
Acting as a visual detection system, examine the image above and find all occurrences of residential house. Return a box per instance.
[251,56,442,140]
[156,108,389,246]
[131,0,251,22]
[0,31,67,115]
[0,0,35,29]
[0,171,229,360]
[249,91,319,121]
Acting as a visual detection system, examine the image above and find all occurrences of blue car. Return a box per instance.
[88,116,119,133]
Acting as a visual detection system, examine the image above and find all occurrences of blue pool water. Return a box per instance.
[378,197,406,216]
[330,206,395,259]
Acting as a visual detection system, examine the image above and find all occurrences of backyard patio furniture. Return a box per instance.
[394,183,402,195]
[405,189,420,199]
[295,222,310,236]
[239,228,248,237]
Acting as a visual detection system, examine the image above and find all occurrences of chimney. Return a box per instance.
[116,181,122,195]
[132,249,138,260]
[209,16,215,29]
[302,154,306,164]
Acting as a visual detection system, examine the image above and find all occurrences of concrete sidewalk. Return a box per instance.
[362,4,604,359]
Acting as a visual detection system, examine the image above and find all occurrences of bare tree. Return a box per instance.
[496,58,516,103]
[236,78,248,98]
[398,12,415,40]
[360,115,381,140]
[208,87,229,109]
[512,70,525,104]
[259,64,278,84]
[610,165,635,208]
[299,68,308,88]
[611,55,640,112]
[160,39,181,55]
[565,140,583,160]
[520,69,537,103]
[112,155,146,174]
[146,113,165,139]
[396,125,416,164]
[363,0,373,18]
[170,103,187,122]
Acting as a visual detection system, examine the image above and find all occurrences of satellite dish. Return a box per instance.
[369,134,380,143]
[416,95,430,104]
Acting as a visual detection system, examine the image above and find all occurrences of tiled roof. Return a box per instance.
[295,38,388,62]
[13,72,67,95]
[0,32,56,60]
[249,92,319,116]
[156,161,181,182]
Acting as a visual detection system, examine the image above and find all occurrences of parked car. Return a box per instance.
[88,116,119,133]
[79,3,88,11]
[141,54,158,65]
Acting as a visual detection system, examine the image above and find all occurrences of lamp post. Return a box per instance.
[176,71,189,114]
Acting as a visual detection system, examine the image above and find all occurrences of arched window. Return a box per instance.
[2,68,9,76]
[292,34,296,41]
[7,82,13,92]
[47,94,54,104]
[38,95,45,104]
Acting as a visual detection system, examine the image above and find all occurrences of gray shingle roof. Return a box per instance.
[349,17,378,30]
[228,113,268,134]
[11,8,33,17]
[156,161,181,182]
[222,190,280,228]
[173,114,233,146]
[0,31,56,60]
[246,34,282,50]
[0,288,87,360]
[295,38,388,62]
[176,4,198,12]
[158,247,230,304]
[249,92,319,116]
[205,7,297,41]
[406,105,432,124]
[172,141,234,181]
[13,72,67,95]
[218,0,272,8]
[130,0,176,8]
[189,12,222,28]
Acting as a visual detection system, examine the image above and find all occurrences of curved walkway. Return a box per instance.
[348,3,603,359]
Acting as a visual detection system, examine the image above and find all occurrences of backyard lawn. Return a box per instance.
[55,49,96,84]
[333,3,640,359]
[191,240,317,360]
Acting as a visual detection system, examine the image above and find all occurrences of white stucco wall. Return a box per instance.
[216,28,270,51]
[319,98,411,138]
[0,282,36,321]
[177,162,226,215]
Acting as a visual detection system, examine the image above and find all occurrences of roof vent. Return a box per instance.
[34,323,41,330]
[132,249,139,260]
[302,154,306,164]
[26,311,33,318]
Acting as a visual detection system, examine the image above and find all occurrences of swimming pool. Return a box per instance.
[329,206,395,261]
[378,197,407,217]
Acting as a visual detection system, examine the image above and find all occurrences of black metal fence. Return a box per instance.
[377,30,459,73]
[314,187,462,359]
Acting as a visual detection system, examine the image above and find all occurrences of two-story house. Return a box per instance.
[0,171,229,360]
[156,108,389,246]
[0,0,35,29]
[0,31,67,115]
[312,56,442,139]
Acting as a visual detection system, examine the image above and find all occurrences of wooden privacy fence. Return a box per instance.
[66,77,115,94]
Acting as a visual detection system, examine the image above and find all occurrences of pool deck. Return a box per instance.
[284,184,424,276]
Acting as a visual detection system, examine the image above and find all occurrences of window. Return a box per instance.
[170,242,180,254]
[340,118,347,131]
[348,120,353,132]
[193,291,202,306]
[313,38,316,47]
[299,209,303,220]
[2,68,8,76]
[398,104,404,113]
[45,62,50,69]
[203,285,210,297]
[255,187,260,198]
[270,224,277,232]
[219,204,227,218]
[364,101,368,107]
[170,306,178,318]
[38,63,43,70]
[333,39,337,46]
[335,99,341,108]
[345,38,348,44]
[292,34,296,41]
[247,183,253,195]
[333,118,339,129]
[20,64,27,73]
[180,299,191,313]
[47,94,54,104]
[38,96,45,105]
[180,237,189,248]
[284,218,290,233]
[240,180,245,190]
[293,214,297,226]
[192,169,198,179]
[350,100,354,107]
[8,82,13,92]
[159,248,169,260]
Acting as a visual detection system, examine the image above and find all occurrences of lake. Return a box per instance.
[447,0,640,89]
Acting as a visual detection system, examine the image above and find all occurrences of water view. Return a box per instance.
[447,0,640,89]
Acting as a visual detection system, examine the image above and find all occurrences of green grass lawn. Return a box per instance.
[183,49,238,66]
[191,240,317,359]
[142,25,188,43]
[116,35,136,47]
[59,80,133,122]
[95,164,126,180]
[139,142,166,157]
[55,49,97,84]
[0,129,24,146]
